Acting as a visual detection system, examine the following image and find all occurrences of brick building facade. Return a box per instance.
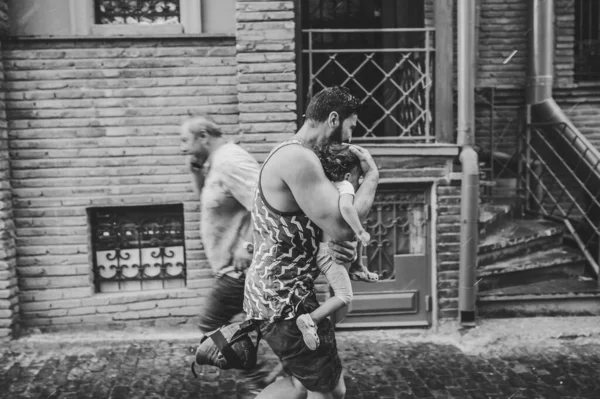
[0,0,596,340]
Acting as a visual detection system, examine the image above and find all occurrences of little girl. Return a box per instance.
[296,143,379,350]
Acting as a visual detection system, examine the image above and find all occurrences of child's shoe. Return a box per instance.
[349,263,379,283]
[295,314,320,350]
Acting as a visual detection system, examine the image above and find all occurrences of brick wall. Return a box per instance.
[436,184,461,318]
[4,36,238,330]
[235,0,297,161]
[555,0,575,87]
[477,0,574,88]
[426,0,576,89]
[0,0,19,341]
[557,86,600,147]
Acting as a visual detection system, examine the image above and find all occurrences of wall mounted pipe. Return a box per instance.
[456,0,475,147]
[458,147,479,326]
[457,0,478,326]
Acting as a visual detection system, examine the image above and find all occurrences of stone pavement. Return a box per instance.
[2,317,600,399]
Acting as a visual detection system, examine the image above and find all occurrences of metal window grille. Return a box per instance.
[575,0,600,81]
[300,1,433,142]
[90,204,186,293]
[94,0,180,25]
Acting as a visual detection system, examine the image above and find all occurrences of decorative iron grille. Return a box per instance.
[94,0,180,25]
[90,204,186,292]
[362,188,428,280]
[303,28,435,142]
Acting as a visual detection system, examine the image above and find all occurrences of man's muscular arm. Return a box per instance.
[281,146,378,242]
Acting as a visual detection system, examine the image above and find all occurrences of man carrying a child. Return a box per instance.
[243,86,380,399]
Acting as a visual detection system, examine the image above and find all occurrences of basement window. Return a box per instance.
[90,204,187,293]
[94,0,181,25]
[69,0,202,36]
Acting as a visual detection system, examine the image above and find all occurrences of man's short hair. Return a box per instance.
[305,86,361,124]
[182,116,223,138]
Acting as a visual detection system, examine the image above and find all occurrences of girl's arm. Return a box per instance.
[339,194,369,245]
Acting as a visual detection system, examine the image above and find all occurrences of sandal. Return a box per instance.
[349,268,379,283]
[296,314,320,350]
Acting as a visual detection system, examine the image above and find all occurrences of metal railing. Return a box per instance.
[519,121,600,277]
[302,28,435,142]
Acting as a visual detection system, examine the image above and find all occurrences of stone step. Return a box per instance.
[378,168,448,180]
[477,277,600,318]
[478,219,564,266]
[478,202,512,235]
[477,246,587,292]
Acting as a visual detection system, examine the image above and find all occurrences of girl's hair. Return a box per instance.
[318,144,362,182]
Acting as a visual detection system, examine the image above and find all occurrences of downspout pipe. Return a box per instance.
[457,0,478,326]
[527,0,600,168]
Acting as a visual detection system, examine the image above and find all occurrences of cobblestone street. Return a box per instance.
[2,317,600,399]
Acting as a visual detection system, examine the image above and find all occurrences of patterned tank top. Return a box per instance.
[243,140,322,322]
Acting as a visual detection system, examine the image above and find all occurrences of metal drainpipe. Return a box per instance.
[457,0,478,326]
[526,0,553,105]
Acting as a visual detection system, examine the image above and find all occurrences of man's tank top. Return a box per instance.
[243,140,322,322]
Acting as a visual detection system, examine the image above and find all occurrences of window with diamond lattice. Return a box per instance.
[94,0,180,25]
[300,0,433,142]
[90,204,186,293]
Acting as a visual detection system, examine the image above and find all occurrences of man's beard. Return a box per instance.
[330,123,344,144]
[313,123,347,153]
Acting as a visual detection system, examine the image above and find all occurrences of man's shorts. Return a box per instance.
[258,295,343,392]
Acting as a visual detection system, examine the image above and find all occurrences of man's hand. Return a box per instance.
[327,240,357,264]
[188,155,205,173]
[232,244,252,273]
[348,145,378,175]
[188,156,206,194]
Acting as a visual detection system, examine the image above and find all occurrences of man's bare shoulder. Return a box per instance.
[265,143,321,177]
